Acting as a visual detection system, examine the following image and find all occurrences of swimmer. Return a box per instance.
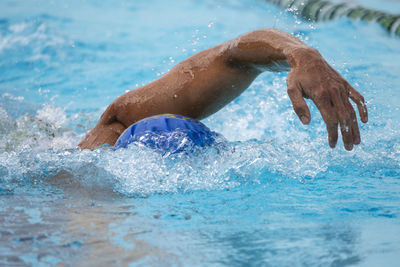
[79,29,368,151]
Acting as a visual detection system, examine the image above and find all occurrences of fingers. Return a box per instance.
[313,93,338,148]
[287,73,366,150]
[330,88,355,150]
[343,98,361,145]
[319,105,339,148]
[287,85,311,124]
[347,84,368,123]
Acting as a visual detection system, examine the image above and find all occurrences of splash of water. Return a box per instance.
[1,79,399,198]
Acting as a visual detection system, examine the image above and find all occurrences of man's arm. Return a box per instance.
[79,28,367,150]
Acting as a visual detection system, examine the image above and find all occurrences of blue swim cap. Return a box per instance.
[114,114,216,153]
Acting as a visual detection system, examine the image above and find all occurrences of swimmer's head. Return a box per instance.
[114,114,216,154]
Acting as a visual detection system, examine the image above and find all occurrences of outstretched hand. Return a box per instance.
[286,48,368,151]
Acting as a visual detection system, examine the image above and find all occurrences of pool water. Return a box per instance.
[1,0,400,265]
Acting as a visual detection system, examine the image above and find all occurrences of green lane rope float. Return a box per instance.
[267,0,400,36]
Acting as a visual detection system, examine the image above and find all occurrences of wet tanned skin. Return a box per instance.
[79,29,368,151]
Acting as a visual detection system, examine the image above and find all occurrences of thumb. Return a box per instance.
[287,84,311,125]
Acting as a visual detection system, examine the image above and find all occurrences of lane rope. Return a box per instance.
[267,0,400,36]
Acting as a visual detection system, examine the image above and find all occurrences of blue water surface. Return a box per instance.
[1,0,400,266]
